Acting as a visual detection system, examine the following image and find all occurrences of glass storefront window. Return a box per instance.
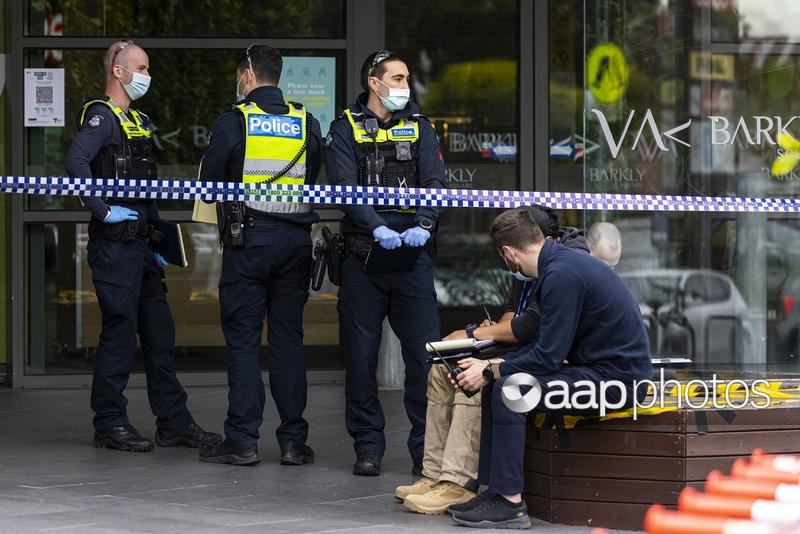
[548,0,800,375]
[25,0,345,39]
[21,43,344,375]
[25,221,342,375]
[386,0,518,327]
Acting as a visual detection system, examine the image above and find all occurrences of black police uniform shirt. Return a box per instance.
[199,85,323,227]
[325,91,447,236]
[64,99,160,224]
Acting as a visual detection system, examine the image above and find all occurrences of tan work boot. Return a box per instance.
[403,480,476,514]
[394,476,439,501]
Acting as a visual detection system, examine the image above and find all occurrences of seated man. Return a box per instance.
[586,221,622,268]
[448,208,652,529]
[396,205,589,514]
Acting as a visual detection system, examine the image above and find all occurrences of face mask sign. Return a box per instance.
[374,78,410,112]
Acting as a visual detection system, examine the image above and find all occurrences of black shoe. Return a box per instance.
[198,439,259,466]
[93,425,154,452]
[353,452,382,476]
[451,493,531,529]
[280,440,315,465]
[447,490,494,514]
[156,422,222,448]
[412,463,423,477]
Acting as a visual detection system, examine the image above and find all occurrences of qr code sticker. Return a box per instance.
[36,86,54,104]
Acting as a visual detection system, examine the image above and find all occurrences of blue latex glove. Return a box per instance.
[154,252,168,267]
[372,225,402,250]
[400,226,430,248]
[104,206,138,224]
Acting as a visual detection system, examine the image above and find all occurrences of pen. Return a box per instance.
[482,305,494,325]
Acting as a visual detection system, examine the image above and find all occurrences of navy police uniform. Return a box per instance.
[326,92,446,466]
[64,96,195,432]
[199,85,322,448]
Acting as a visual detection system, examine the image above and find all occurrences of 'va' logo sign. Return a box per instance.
[248,114,303,139]
[591,109,691,159]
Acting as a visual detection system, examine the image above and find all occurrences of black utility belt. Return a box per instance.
[94,218,152,243]
[245,216,310,232]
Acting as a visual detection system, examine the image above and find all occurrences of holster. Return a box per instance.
[311,226,344,290]
[217,201,246,248]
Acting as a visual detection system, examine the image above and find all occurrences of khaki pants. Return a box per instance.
[421,364,481,488]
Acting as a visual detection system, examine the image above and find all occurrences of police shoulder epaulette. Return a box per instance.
[287,101,305,111]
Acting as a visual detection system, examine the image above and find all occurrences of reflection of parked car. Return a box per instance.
[776,276,800,362]
[619,269,750,367]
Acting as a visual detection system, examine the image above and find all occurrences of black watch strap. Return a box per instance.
[465,323,478,338]
[482,361,494,381]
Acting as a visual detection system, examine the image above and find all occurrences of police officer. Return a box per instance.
[64,40,221,452]
[326,50,447,476]
[197,44,322,467]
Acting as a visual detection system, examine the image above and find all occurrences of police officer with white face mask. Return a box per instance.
[65,40,221,453]
[326,50,447,476]
[197,44,322,467]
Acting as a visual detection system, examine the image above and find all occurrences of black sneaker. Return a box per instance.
[353,452,382,476]
[280,440,315,465]
[156,423,222,448]
[198,439,259,466]
[447,489,494,514]
[93,425,154,452]
[451,493,531,529]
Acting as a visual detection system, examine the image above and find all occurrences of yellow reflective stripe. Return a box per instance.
[80,99,151,140]
[343,109,419,143]
[237,102,307,185]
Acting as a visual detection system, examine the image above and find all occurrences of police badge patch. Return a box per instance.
[87,115,103,127]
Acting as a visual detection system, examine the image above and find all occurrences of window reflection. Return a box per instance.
[25,0,345,39]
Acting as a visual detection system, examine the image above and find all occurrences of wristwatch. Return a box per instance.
[417,217,434,231]
[465,323,479,338]
[482,361,494,382]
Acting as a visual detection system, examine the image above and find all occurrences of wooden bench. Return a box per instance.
[523,396,800,530]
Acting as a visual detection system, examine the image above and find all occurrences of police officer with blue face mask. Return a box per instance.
[326,50,447,476]
[65,40,221,453]
[197,44,322,467]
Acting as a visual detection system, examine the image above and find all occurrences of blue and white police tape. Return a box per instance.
[3,175,800,212]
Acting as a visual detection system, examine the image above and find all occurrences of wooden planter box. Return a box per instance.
[523,401,800,531]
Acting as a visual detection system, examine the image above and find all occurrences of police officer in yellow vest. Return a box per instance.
[65,40,221,453]
[326,50,447,476]
[197,44,322,466]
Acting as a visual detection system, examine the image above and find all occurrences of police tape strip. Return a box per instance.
[4,176,800,212]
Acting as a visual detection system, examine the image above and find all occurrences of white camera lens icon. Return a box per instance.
[501,373,542,413]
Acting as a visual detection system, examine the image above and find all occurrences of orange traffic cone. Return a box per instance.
[644,503,800,534]
[705,470,800,502]
[678,486,800,524]
[731,458,800,484]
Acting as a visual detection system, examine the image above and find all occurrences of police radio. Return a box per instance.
[426,344,479,398]
[363,118,384,186]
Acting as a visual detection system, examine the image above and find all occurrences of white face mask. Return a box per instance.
[119,66,151,101]
[375,78,410,112]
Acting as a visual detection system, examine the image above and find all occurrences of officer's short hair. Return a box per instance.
[360,49,405,92]
[238,44,282,85]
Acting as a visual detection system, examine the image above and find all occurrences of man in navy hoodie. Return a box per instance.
[449,208,652,529]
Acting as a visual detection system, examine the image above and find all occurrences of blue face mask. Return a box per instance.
[504,251,534,282]
[511,269,534,282]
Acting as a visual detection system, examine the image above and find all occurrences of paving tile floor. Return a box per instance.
[0,384,639,533]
